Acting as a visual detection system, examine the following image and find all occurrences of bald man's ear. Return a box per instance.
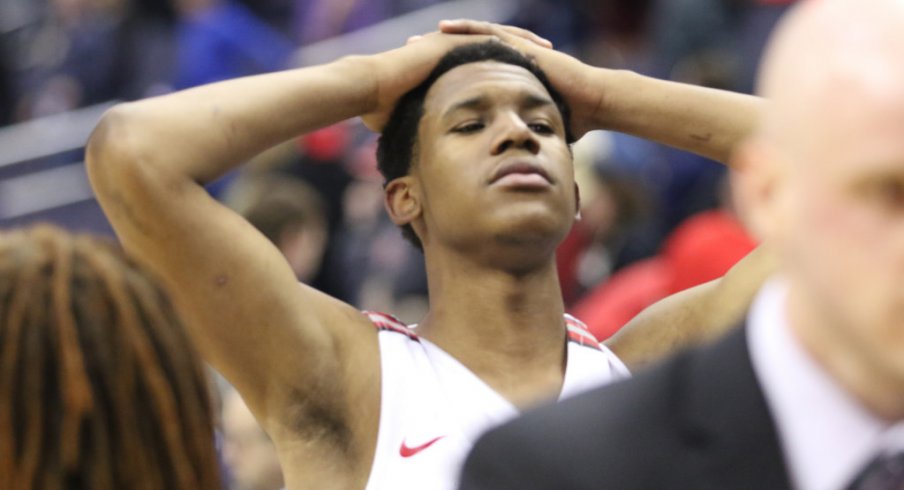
[730,140,785,243]
[384,177,421,226]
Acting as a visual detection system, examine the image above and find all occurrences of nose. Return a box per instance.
[491,114,540,156]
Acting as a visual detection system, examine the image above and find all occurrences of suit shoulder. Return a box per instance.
[536,349,689,433]
[464,353,694,489]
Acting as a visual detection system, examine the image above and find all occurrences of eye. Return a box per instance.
[451,121,485,134]
[863,178,904,211]
[528,122,554,135]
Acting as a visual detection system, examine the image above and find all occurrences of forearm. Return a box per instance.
[89,55,375,184]
[431,20,763,165]
[593,69,763,166]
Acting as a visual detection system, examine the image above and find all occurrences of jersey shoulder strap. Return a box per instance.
[364,311,419,341]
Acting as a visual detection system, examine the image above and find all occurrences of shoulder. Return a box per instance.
[364,311,419,341]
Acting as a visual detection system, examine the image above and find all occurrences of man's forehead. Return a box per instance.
[760,0,904,103]
[423,61,552,113]
[757,0,904,160]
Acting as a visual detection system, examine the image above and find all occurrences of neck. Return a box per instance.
[418,247,567,407]
[787,280,904,421]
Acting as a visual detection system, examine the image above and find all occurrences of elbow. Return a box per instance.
[86,104,137,175]
[85,104,131,183]
[85,103,156,198]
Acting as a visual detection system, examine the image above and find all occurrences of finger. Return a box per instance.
[406,30,440,44]
[498,25,553,48]
[439,20,552,49]
[438,19,492,34]
[413,31,500,49]
[407,30,462,46]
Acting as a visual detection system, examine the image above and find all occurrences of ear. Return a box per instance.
[573,183,582,220]
[730,139,785,243]
[384,177,421,226]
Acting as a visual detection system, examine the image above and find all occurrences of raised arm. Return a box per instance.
[588,71,761,165]
[86,57,376,421]
[438,20,762,165]
[85,34,494,468]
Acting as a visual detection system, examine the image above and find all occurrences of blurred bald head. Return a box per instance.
[734,0,904,419]
[737,0,904,239]
[756,0,904,157]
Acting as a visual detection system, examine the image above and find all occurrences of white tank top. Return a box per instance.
[363,312,629,490]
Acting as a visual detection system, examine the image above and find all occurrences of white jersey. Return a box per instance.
[363,312,629,490]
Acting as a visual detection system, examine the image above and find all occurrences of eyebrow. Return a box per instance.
[441,93,557,120]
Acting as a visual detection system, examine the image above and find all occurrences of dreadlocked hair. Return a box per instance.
[0,224,221,490]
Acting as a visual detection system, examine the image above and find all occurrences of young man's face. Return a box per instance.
[408,61,576,265]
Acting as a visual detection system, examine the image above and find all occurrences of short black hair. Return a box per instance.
[376,41,575,250]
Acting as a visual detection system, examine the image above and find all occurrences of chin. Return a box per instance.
[495,220,569,248]
[495,206,572,237]
[483,230,564,271]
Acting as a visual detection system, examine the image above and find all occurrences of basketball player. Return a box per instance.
[86,25,764,489]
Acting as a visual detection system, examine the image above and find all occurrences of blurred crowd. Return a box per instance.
[11,0,794,307]
[0,0,798,327]
[1,1,795,488]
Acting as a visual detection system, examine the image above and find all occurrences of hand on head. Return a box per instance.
[361,31,500,131]
[436,20,553,49]
[437,19,606,138]
[363,20,601,138]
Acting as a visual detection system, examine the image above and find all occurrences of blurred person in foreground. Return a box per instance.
[460,1,904,489]
[223,388,285,490]
[86,21,769,489]
[0,224,221,489]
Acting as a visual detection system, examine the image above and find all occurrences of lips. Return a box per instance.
[489,161,553,186]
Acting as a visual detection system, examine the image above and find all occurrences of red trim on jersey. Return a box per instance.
[565,314,603,351]
[364,311,419,341]
[366,311,599,348]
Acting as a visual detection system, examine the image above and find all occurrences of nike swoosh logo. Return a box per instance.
[399,436,446,458]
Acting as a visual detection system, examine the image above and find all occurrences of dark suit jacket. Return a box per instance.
[459,325,793,490]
